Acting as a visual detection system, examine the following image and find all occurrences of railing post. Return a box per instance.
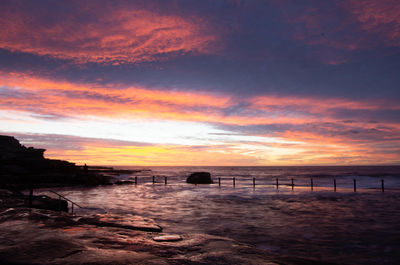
[276,178,279,189]
[353,179,356,192]
[381,179,384,192]
[218,177,221,187]
[71,203,74,215]
[165,176,167,185]
[334,179,337,192]
[291,178,294,190]
[253,178,255,187]
[311,178,313,191]
[152,176,155,184]
[29,189,33,208]
[233,177,236,187]
[135,176,137,185]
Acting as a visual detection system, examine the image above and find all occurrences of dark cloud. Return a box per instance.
[214,123,293,136]
[329,109,400,124]
[1,132,154,151]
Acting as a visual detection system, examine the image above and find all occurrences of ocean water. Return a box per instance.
[43,166,400,264]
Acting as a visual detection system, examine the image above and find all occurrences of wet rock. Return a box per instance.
[186,172,213,184]
[153,234,182,242]
[84,173,113,186]
[30,195,68,212]
[0,188,68,212]
[0,189,14,197]
[114,180,134,185]
[0,208,280,265]
[88,167,141,175]
[79,213,163,232]
[0,184,23,196]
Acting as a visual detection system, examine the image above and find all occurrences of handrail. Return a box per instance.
[47,190,83,208]
[46,190,83,214]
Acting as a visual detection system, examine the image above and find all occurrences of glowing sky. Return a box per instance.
[1,0,399,165]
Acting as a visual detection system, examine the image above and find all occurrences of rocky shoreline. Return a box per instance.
[0,135,142,189]
[0,135,282,264]
[0,135,333,264]
[0,190,283,265]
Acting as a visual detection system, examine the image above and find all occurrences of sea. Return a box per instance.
[42,166,400,264]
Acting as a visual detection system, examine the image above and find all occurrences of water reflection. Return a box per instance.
[38,166,400,264]
[42,180,400,265]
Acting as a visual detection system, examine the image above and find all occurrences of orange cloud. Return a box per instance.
[0,72,233,122]
[21,133,264,166]
[0,72,323,126]
[46,144,264,166]
[1,72,399,129]
[1,71,400,166]
[14,131,399,166]
[0,4,219,64]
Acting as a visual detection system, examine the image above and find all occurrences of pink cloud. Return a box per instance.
[1,71,399,165]
[0,4,220,64]
[1,72,399,128]
[347,0,400,47]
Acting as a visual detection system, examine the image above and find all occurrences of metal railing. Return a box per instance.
[138,176,391,192]
[47,190,83,214]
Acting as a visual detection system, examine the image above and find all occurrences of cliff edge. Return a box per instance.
[0,135,111,188]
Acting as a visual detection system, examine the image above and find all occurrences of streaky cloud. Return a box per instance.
[0,1,220,64]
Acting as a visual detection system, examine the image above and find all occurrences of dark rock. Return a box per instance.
[114,180,134,185]
[0,135,115,188]
[0,184,23,196]
[88,168,141,175]
[0,135,76,174]
[84,173,113,186]
[79,213,163,232]
[0,188,69,212]
[29,195,68,212]
[0,135,146,189]
[186,172,213,184]
[0,135,77,180]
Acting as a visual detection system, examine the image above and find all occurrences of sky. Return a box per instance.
[1,0,400,166]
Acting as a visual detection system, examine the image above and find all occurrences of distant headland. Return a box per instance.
[0,135,138,189]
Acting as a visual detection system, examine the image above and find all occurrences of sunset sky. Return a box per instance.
[1,0,400,166]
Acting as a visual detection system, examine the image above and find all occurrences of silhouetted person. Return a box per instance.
[83,163,88,176]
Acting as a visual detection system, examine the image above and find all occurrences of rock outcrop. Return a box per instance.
[0,135,146,189]
[79,213,163,232]
[186,172,213,184]
[0,135,115,188]
[30,195,69,212]
[0,207,281,265]
[0,187,69,212]
[0,135,76,175]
